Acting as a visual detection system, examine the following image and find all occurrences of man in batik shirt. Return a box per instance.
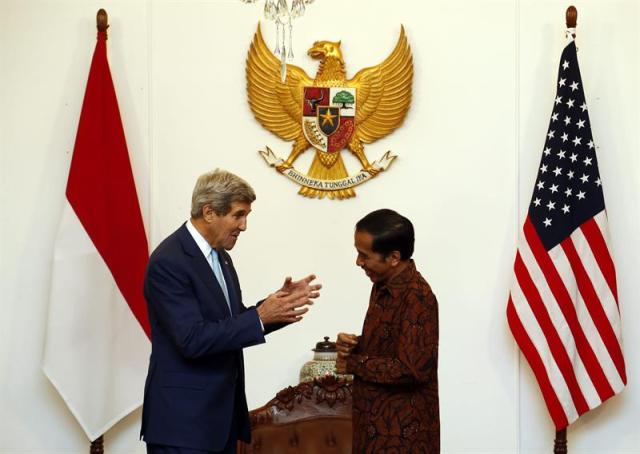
[336,209,439,453]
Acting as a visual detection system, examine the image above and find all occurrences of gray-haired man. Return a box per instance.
[141,169,321,453]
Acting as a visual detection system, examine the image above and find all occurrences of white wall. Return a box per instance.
[1,0,638,453]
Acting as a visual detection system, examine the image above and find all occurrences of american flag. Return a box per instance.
[507,36,626,430]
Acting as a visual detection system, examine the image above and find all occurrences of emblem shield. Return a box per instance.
[303,86,356,153]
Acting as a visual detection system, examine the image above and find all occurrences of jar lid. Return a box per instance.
[312,336,337,352]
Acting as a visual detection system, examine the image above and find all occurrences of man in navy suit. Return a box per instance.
[141,169,320,453]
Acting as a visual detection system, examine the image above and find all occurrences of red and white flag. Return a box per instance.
[507,33,626,429]
[43,27,150,441]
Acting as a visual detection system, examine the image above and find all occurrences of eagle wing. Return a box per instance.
[246,23,312,141]
[347,26,413,144]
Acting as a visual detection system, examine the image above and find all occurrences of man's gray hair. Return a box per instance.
[191,169,256,217]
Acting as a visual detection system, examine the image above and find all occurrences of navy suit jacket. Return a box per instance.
[140,223,281,451]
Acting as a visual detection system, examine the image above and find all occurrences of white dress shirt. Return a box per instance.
[186,220,232,315]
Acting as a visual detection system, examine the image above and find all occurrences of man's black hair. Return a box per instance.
[355,209,414,260]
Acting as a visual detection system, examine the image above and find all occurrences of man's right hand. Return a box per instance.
[257,290,313,324]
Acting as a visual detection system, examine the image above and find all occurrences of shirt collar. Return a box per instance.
[375,259,417,298]
[186,219,214,260]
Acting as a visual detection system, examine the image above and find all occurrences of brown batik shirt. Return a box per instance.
[346,260,439,453]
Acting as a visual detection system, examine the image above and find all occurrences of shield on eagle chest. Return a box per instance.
[302,86,356,153]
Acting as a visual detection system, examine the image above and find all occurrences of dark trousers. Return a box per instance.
[146,433,237,454]
[146,406,239,454]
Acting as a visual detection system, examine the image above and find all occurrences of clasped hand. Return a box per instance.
[335,332,358,374]
[257,274,321,324]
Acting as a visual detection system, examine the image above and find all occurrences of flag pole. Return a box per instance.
[90,6,106,452]
[553,13,577,453]
[553,11,577,453]
[90,435,104,454]
[554,427,567,454]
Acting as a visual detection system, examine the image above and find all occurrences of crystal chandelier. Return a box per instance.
[240,0,315,62]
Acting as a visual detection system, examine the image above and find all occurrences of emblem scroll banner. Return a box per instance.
[259,147,396,191]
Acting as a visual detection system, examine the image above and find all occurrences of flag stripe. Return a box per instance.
[66,33,150,336]
[523,218,612,401]
[510,278,580,424]
[507,298,570,428]
[581,216,618,303]
[551,232,625,400]
[561,239,624,380]
[513,252,589,414]
[572,226,621,337]
[517,226,601,408]
[563,235,626,385]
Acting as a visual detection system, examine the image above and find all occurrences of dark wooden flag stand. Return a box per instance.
[90,434,104,454]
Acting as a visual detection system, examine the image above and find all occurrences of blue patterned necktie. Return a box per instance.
[209,249,232,315]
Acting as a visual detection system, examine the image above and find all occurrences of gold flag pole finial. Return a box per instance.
[97,8,109,33]
[566,5,577,37]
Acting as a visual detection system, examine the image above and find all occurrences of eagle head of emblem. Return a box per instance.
[307,40,343,61]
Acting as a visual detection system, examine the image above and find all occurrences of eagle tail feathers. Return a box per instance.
[298,151,355,199]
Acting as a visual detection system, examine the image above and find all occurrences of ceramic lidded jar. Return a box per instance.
[299,336,340,383]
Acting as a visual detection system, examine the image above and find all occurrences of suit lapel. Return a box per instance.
[177,224,230,314]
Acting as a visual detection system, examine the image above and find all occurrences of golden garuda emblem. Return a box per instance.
[246,24,413,199]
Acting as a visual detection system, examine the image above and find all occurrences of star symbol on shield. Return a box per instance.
[320,109,337,127]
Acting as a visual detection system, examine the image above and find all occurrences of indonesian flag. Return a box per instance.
[43,28,151,441]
